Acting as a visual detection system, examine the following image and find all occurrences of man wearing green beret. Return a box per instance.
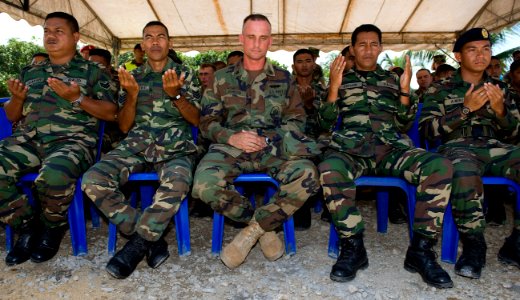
[420,27,520,279]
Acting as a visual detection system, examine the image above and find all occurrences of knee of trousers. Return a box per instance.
[281,160,320,192]
[191,168,226,201]
[35,169,77,196]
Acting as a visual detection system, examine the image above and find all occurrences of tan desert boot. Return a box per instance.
[258,231,284,261]
[221,220,265,269]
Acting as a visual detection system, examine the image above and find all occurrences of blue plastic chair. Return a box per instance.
[0,97,12,140]
[440,176,520,263]
[7,121,105,256]
[327,112,418,258]
[107,172,191,256]
[211,173,297,257]
[107,126,198,256]
[327,176,416,258]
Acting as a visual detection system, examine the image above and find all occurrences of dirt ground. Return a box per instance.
[0,200,519,300]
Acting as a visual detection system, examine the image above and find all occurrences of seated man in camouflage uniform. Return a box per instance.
[420,28,520,279]
[82,21,200,279]
[319,24,454,288]
[192,14,320,269]
[1,11,117,266]
[291,48,327,230]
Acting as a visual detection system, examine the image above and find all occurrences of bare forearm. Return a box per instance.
[4,97,25,122]
[79,97,118,121]
[174,96,200,126]
[117,95,138,133]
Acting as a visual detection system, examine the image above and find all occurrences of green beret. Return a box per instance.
[453,28,491,52]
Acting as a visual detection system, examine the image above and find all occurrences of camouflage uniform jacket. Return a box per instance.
[319,65,417,157]
[419,69,519,150]
[200,60,317,159]
[12,54,116,149]
[290,76,327,139]
[115,58,201,163]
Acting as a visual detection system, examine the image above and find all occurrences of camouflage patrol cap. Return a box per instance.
[453,28,491,52]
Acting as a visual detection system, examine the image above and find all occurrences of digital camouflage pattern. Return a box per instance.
[318,66,453,239]
[0,54,116,228]
[82,58,201,241]
[420,70,520,233]
[192,60,320,231]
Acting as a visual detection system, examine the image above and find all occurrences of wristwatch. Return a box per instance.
[72,94,84,107]
[170,94,182,101]
[399,91,410,97]
[461,106,471,119]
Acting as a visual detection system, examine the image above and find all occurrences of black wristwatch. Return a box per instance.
[170,94,181,101]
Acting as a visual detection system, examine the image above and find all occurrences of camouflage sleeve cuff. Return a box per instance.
[215,128,237,144]
[495,109,516,129]
[318,101,339,130]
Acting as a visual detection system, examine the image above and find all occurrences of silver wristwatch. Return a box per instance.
[72,94,84,107]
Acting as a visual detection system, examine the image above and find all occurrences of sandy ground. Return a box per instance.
[0,200,519,300]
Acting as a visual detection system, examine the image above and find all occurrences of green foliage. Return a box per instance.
[0,38,45,97]
[116,51,134,67]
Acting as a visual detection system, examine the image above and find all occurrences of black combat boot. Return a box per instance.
[330,234,368,282]
[454,232,487,279]
[5,218,40,266]
[404,234,453,288]
[498,228,520,268]
[30,225,66,263]
[146,236,170,269]
[106,233,152,279]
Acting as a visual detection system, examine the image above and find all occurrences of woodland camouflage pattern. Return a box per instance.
[318,66,453,239]
[192,60,319,231]
[0,55,116,228]
[420,70,520,232]
[82,58,201,241]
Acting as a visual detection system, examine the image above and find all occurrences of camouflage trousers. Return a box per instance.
[0,137,93,228]
[319,145,453,239]
[440,143,520,234]
[191,144,319,232]
[82,149,195,241]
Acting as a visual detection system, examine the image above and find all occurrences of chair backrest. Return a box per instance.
[407,102,423,148]
[0,97,12,140]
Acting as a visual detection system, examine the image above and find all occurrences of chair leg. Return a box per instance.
[211,211,225,257]
[5,225,13,253]
[108,223,117,256]
[441,203,459,264]
[283,217,296,256]
[90,205,101,228]
[328,223,339,259]
[406,184,416,241]
[174,198,191,256]
[67,179,88,256]
[376,190,389,233]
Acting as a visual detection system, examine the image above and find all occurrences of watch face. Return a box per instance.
[462,107,470,115]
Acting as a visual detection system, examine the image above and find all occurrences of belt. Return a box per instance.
[447,125,496,140]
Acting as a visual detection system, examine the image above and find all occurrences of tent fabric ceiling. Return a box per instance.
[1,0,519,53]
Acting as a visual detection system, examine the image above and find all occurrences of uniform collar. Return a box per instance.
[232,59,276,80]
[138,57,177,75]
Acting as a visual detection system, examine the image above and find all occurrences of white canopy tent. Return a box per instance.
[1,0,519,55]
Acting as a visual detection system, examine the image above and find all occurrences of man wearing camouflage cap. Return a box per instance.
[82,21,201,279]
[1,11,117,266]
[192,14,320,269]
[319,24,454,288]
[420,27,520,279]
